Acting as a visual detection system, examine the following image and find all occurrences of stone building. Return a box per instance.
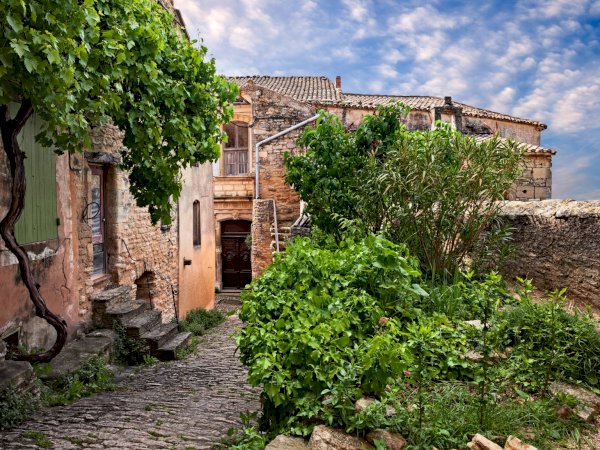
[0,1,215,353]
[212,75,557,290]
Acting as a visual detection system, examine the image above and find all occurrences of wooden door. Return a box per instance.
[90,166,106,276]
[221,221,251,290]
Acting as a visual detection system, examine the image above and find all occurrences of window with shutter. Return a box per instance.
[14,113,58,245]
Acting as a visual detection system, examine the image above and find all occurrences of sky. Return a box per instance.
[175,0,600,200]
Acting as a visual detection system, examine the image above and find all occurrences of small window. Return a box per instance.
[223,122,249,176]
[193,200,201,246]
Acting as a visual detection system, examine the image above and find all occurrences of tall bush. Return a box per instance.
[285,104,524,277]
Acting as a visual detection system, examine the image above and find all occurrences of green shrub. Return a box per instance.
[238,236,471,435]
[498,284,600,392]
[285,104,524,277]
[0,388,40,430]
[41,356,115,406]
[113,321,152,365]
[179,308,225,336]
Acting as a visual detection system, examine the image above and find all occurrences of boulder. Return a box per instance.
[504,435,537,450]
[0,360,36,394]
[309,425,374,450]
[467,434,503,450]
[550,382,600,423]
[366,429,407,450]
[265,435,309,449]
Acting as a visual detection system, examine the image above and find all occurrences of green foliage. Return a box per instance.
[22,430,53,448]
[216,412,270,450]
[285,104,524,277]
[113,321,152,365]
[284,112,366,237]
[498,282,600,392]
[175,336,199,360]
[40,356,115,406]
[381,382,589,450]
[179,308,225,336]
[0,388,40,430]
[238,236,472,435]
[0,0,237,223]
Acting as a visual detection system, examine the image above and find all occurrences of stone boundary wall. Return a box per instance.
[500,200,600,312]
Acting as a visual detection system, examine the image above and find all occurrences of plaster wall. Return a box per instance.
[0,143,79,350]
[178,163,215,317]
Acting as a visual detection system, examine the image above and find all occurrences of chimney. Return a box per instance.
[335,75,342,90]
[444,96,452,106]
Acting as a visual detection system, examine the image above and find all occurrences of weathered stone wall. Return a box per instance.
[75,123,179,322]
[245,85,317,226]
[508,154,553,201]
[214,176,254,199]
[500,200,600,312]
[463,117,542,145]
[251,199,273,278]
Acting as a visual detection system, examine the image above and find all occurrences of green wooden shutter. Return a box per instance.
[14,112,58,244]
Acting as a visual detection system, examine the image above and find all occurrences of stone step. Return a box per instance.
[142,322,180,352]
[155,331,193,361]
[121,309,163,338]
[103,300,150,328]
[0,360,36,394]
[40,329,115,381]
[91,286,132,327]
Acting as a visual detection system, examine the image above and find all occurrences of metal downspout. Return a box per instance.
[254,114,319,252]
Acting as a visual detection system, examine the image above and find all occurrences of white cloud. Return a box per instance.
[376,64,399,79]
[342,0,370,21]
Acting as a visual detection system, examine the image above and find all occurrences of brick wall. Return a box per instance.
[500,200,600,312]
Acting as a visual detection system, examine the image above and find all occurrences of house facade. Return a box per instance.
[0,0,215,354]
[212,75,556,291]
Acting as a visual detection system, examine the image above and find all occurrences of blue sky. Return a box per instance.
[175,0,600,200]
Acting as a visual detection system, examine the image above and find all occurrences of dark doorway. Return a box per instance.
[221,220,251,290]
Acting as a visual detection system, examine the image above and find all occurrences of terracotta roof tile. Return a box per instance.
[474,135,557,155]
[231,76,341,103]
[230,76,547,129]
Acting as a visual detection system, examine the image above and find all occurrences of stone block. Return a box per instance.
[467,434,502,450]
[309,425,374,450]
[0,360,35,393]
[366,429,407,450]
[504,435,537,450]
[265,435,308,449]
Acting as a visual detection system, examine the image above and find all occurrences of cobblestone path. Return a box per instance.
[0,314,260,449]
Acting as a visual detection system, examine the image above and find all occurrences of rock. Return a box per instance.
[265,435,309,449]
[465,320,484,330]
[366,429,406,450]
[0,340,6,359]
[504,435,538,450]
[0,360,36,394]
[467,434,503,450]
[355,397,396,417]
[550,382,600,423]
[309,425,374,450]
[556,404,572,419]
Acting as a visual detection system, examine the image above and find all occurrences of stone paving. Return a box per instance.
[0,313,260,449]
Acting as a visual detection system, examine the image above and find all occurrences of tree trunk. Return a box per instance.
[0,101,68,362]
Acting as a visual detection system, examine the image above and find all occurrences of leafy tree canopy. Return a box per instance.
[1,0,237,223]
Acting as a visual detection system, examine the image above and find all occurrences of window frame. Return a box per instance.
[193,199,201,247]
[222,122,250,176]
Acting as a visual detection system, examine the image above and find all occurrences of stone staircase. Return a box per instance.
[91,286,192,361]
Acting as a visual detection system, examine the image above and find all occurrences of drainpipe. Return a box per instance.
[254,114,320,199]
[254,114,319,252]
